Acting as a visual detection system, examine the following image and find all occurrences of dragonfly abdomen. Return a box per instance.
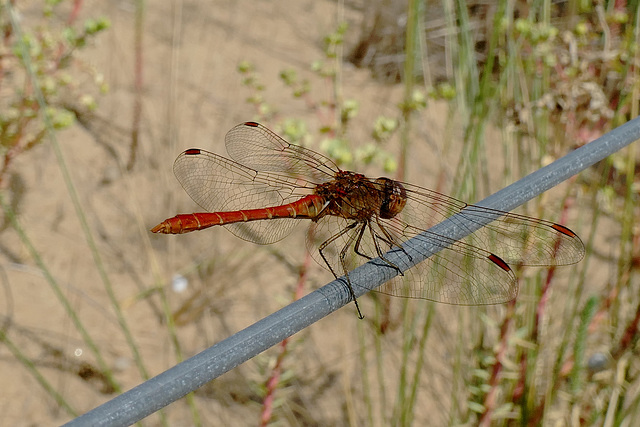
[151,194,326,234]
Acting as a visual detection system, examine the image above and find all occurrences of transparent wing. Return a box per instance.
[173,149,314,244]
[400,183,585,267]
[225,122,339,182]
[171,122,339,244]
[307,214,518,305]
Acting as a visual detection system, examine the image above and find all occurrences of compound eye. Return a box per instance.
[376,178,407,219]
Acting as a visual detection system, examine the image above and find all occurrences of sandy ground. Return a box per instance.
[1,1,611,426]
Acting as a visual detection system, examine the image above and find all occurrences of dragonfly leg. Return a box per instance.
[375,217,414,263]
[351,223,373,261]
[351,220,408,278]
[318,221,365,318]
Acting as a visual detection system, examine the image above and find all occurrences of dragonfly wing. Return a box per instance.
[401,183,585,266]
[376,247,518,305]
[225,122,338,183]
[450,206,585,266]
[374,215,518,304]
[173,149,308,244]
[307,214,517,305]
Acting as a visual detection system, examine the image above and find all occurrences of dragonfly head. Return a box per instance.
[375,178,407,219]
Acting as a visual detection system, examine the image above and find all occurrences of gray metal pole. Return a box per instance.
[64,116,640,427]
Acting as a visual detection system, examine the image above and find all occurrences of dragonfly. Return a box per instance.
[152,121,585,318]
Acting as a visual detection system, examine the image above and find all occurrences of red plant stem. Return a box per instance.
[533,265,556,343]
[67,0,83,25]
[0,78,33,187]
[521,259,562,425]
[533,193,576,340]
[51,1,85,68]
[484,194,577,425]
[478,297,517,427]
[259,337,289,427]
[259,251,311,426]
[612,300,640,359]
[527,285,619,426]
[480,210,565,424]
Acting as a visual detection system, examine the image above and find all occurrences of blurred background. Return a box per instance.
[1,0,638,425]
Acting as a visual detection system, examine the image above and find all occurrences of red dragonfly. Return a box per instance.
[152,122,584,316]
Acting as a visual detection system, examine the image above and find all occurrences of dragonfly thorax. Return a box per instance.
[312,172,407,222]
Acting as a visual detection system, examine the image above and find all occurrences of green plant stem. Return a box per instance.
[0,192,120,392]
[570,297,598,395]
[357,318,374,426]
[7,1,148,384]
[0,328,77,417]
[399,0,421,178]
[127,0,144,171]
[394,297,414,424]
[404,303,435,426]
